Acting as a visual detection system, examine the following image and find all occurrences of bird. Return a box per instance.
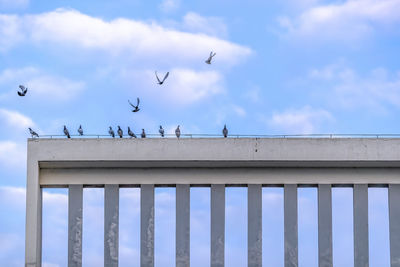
[28,128,39,138]
[175,125,181,138]
[117,126,123,138]
[222,124,228,138]
[78,125,83,136]
[155,71,169,85]
[205,51,216,64]
[128,98,140,112]
[109,126,115,138]
[63,125,71,138]
[128,127,137,138]
[159,125,165,137]
[141,129,146,138]
[17,85,28,96]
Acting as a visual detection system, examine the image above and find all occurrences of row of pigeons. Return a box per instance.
[29,124,229,138]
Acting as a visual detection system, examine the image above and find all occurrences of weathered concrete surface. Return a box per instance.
[353,184,369,267]
[318,184,332,267]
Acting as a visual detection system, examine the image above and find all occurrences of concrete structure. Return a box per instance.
[25,138,400,266]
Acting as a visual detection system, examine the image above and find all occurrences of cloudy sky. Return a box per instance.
[0,0,398,266]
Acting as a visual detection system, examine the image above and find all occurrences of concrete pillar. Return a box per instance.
[104,185,119,267]
[68,185,83,267]
[176,184,190,267]
[284,184,298,267]
[248,184,262,267]
[353,184,369,267]
[211,184,225,267]
[389,184,400,266]
[318,184,332,267]
[141,184,155,267]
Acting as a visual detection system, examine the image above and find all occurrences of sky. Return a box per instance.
[0,0,399,266]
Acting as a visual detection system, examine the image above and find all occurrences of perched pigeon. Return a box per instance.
[109,126,115,138]
[63,125,71,138]
[117,126,123,138]
[17,85,28,96]
[141,129,146,138]
[175,125,181,138]
[128,98,140,112]
[222,124,228,138]
[128,127,137,138]
[28,128,39,138]
[159,125,165,137]
[155,71,169,85]
[78,125,83,136]
[205,51,216,64]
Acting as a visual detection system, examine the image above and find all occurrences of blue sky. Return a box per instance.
[0,0,399,266]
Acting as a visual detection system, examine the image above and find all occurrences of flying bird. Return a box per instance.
[175,125,181,138]
[17,85,28,96]
[78,125,83,136]
[117,126,123,138]
[155,71,169,85]
[128,127,137,138]
[141,129,146,138]
[159,125,164,137]
[222,124,228,138]
[63,125,71,138]
[109,126,115,138]
[205,51,216,64]
[28,128,39,138]
[128,98,140,112]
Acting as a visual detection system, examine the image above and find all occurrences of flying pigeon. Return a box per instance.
[63,125,71,138]
[78,125,83,136]
[17,85,28,96]
[128,98,140,112]
[141,129,146,138]
[205,51,216,64]
[175,125,181,138]
[159,125,165,137]
[28,128,39,138]
[109,126,115,138]
[155,71,169,85]
[222,124,228,138]
[117,126,123,138]
[128,127,137,138]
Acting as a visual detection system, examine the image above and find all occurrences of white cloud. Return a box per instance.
[159,0,180,13]
[182,12,228,38]
[0,15,23,51]
[0,108,35,130]
[0,141,26,167]
[278,0,400,41]
[269,105,333,134]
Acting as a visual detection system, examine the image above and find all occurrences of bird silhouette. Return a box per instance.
[175,125,181,138]
[117,126,123,138]
[78,125,83,136]
[159,126,165,137]
[63,125,71,138]
[205,51,216,64]
[222,124,228,138]
[28,128,39,138]
[128,127,137,138]
[128,98,140,112]
[109,126,115,138]
[17,85,28,96]
[141,129,146,138]
[155,71,169,85]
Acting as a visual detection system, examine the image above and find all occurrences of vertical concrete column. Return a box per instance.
[248,184,262,267]
[211,184,225,267]
[176,184,190,267]
[68,185,83,267]
[284,184,298,267]
[389,184,400,266]
[353,184,369,267]
[25,160,42,267]
[141,184,155,267]
[318,184,333,267]
[104,185,119,267]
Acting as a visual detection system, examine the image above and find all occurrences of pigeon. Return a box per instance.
[175,125,181,138]
[17,85,28,96]
[63,125,71,138]
[78,125,83,136]
[205,51,216,64]
[128,127,137,138]
[128,98,140,112]
[141,129,146,138]
[159,125,165,137]
[117,126,123,138]
[28,128,39,138]
[155,71,169,85]
[222,124,228,138]
[109,126,115,138]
